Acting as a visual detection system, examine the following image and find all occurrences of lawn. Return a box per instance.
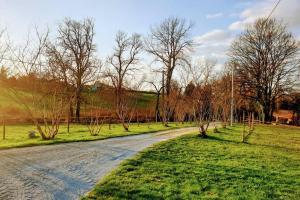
[0,122,194,149]
[84,124,300,200]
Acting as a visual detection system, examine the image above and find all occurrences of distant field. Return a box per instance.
[0,122,194,149]
[85,125,300,200]
[0,85,156,119]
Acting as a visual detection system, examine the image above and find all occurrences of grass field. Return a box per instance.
[0,122,193,149]
[84,125,300,200]
[0,85,156,119]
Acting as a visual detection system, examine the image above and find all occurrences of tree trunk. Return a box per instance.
[122,122,129,131]
[67,118,70,133]
[75,100,80,123]
[2,119,5,140]
[75,85,81,123]
[164,69,173,125]
[155,93,160,123]
[263,100,273,123]
[242,110,245,142]
[199,124,207,138]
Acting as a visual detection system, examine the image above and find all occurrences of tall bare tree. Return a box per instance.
[145,17,193,123]
[105,31,143,131]
[46,42,74,121]
[229,18,299,122]
[53,18,98,122]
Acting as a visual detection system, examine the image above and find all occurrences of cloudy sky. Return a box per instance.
[0,0,300,70]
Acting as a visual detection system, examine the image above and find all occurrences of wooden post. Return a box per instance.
[67,118,70,133]
[3,119,5,140]
[108,118,111,130]
[137,112,140,127]
[248,112,251,134]
[242,111,245,142]
[251,112,254,131]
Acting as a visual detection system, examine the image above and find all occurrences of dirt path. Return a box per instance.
[0,127,197,200]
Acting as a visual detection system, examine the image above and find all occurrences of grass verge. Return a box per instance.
[0,122,194,149]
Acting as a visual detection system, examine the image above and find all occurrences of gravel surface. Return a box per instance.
[0,127,197,200]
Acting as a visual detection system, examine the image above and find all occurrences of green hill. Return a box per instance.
[0,85,157,121]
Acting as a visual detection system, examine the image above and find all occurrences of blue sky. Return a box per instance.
[1,0,299,68]
[0,0,242,54]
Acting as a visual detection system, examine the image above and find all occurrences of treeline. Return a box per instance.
[0,17,299,139]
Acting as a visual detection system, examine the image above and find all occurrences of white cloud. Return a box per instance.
[229,0,300,31]
[194,29,232,44]
[193,29,234,65]
[194,0,300,69]
[206,12,223,19]
[228,21,244,30]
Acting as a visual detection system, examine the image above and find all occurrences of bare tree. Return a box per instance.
[167,80,183,122]
[53,18,99,122]
[229,18,299,122]
[7,28,68,140]
[105,31,143,131]
[145,17,193,123]
[188,58,216,137]
[213,72,232,128]
[9,27,48,76]
[85,91,104,136]
[146,73,163,123]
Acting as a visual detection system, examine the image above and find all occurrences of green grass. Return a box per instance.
[134,92,156,108]
[84,125,300,200]
[0,86,156,116]
[0,122,194,149]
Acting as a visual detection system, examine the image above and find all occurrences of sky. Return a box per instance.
[1,0,300,73]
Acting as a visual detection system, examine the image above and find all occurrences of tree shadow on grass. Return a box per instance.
[205,135,242,145]
[206,134,297,152]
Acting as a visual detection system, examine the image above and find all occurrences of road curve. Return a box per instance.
[0,127,197,200]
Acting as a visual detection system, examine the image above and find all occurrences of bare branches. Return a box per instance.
[145,17,194,96]
[105,31,143,131]
[10,27,49,76]
[229,18,299,122]
[183,58,216,137]
[185,57,217,86]
[51,18,99,122]
[57,18,97,84]
[106,31,143,88]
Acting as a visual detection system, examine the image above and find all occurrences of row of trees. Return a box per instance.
[0,16,299,139]
[0,17,194,138]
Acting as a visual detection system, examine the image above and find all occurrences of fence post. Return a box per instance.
[242,111,246,142]
[2,119,5,140]
[137,112,140,127]
[67,117,70,133]
[251,112,254,131]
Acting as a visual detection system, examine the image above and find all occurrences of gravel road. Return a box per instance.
[0,127,198,200]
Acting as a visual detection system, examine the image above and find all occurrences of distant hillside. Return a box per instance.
[0,85,157,121]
